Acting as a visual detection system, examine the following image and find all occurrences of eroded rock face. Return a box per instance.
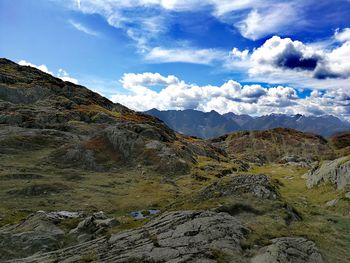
[0,211,117,261]
[0,211,67,260]
[305,156,350,190]
[198,174,279,201]
[251,237,324,263]
[5,210,248,263]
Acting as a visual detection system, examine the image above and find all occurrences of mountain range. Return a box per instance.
[145,109,350,139]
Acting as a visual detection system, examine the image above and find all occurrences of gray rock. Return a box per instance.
[305,156,350,190]
[325,199,338,207]
[198,174,279,201]
[69,212,119,242]
[345,192,350,199]
[5,210,248,263]
[45,211,82,221]
[251,237,324,263]
[0,212,66,260]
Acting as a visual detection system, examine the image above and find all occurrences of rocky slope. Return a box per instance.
[0,58,223,175]
[210,128,336,164]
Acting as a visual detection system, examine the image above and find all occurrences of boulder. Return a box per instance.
[0,211,66,260]
[69,212,119,242]
[198,174,279,201]
[251,237,324,263]
[305,156,350,190]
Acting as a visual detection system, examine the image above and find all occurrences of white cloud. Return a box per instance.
[145,47,227,64]
[321,40,350,79]
[18,60,79,84]
[111,72,350,120]
[335,28,350,42]
[235,3,300,40]
[69,20,99,37]
[226,32,350,90]
[230,48,249,60]
[121,72,180,87]
[18,60,53,75]
[57,69,79,84]
[61,0,307,47]
[249,36,323,75]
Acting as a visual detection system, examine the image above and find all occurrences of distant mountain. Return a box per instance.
[144,109,350,138]
[145,109,240,139]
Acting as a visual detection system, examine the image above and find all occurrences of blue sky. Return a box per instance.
[1,0,350,119]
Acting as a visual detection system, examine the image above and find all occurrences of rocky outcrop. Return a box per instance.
[198,174,279,201]
[305,156,350,190]
[0,211,68,260]
[5,210,248,263]
[69,211,119,243]
[251,237,324,263]
[0,211,117,261]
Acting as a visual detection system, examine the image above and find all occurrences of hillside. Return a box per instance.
[0,58,224,174]
[210,128,338,164]
[145,109,350,138]
[0,59,350,263]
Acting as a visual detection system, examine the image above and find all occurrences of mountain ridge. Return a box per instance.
[145,108,350,139]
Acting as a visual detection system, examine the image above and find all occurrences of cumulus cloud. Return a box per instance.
[230,48,249,60]
[111,72,350,120]
[18,60,53,75]
[335,28,350,42]
[227,30,350,87]
[249,36,323,75]
[18,60,79,84]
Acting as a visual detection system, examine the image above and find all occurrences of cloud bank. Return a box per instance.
[111,72,350,120]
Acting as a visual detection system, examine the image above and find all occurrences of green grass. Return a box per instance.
[248,164,350,263]
[0,145,349,262]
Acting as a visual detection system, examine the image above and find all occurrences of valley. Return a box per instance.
[0,59,350,262]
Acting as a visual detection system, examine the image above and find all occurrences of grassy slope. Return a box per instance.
[250,165,350,263]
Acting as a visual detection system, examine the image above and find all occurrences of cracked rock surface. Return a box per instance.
[198,174,279,201]
[251,237,324,263]
[6,210,248,263]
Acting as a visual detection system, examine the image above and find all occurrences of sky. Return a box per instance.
[1,0,350,120]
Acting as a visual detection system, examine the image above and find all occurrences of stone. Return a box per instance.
[325,199,338,207]
[198,174,279,201]
[345,192,350,199]
[5,210,248,263]
[69,212,119,242]
[0,212,66,260]
[305,156,350,190]
[251,237,324,263]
